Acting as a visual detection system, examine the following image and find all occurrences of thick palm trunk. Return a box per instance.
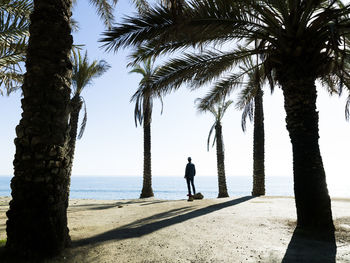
[140,112,154,198]
[252,86,265,196]
[6,0,72,258]
[281,77,334,232]
[215,123,229,198]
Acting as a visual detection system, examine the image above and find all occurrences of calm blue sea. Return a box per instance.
[0,176,348,200]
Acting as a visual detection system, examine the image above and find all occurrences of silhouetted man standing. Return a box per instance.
[185,157,196,196]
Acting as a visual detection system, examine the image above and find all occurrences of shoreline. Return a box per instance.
[1,196,349,262]
[2,195,350,201]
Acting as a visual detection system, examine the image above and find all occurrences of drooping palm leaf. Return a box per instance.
[130,57,163,127]
[196,97,233,151]
[71,50,110,138]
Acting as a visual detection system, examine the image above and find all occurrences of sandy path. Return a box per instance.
[0,196,349,262]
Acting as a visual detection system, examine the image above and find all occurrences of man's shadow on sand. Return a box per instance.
[282,227,336,263]
[73,196,254,247]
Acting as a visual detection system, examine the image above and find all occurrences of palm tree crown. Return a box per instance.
[197,98,232,151]
[130,57,162,127]
[71,50,110,138]
[101,0,350,92]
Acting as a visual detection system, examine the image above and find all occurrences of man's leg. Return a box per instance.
[186,177,192,196]
[190,178,196,195]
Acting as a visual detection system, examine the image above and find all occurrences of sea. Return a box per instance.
[0,175,348,200]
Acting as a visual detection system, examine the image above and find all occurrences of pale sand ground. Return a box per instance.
[0,196,349,262]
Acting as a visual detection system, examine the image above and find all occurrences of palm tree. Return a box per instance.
[130,57,161,198]
[246,85,265,196]
[5,0,149,258]
[100,0,350,233]
[197,98,231,198]
[0,0,31,95]
[5,0,152,257]
[236,58,266,197]
[6,0,73,258]
[69,50,110,177]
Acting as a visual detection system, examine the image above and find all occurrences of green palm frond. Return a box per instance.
[240,100,254,132]
[196,61,261,112]
[0,0,31,95]
[345,94,350,121]
[101,0,287,55]
[74,0,151,29]
[103,0,350,124]
[72,50,111,96]
[71,49,110,138]
[130,57,163,127]
[150,47,259,95]
[0,0,31,41]
[234,53,270,132]
[207,122,216,151]
[132,0,150,13]
[0,70,23,95]
[77,97,87,139]
[196,96,232,151]
[220,99,233,119]
[0,37,27,67]
[86,0,119,29]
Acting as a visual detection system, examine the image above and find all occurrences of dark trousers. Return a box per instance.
[186,177,196,196]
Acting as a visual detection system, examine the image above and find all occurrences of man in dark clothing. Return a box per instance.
[184,157,196,196]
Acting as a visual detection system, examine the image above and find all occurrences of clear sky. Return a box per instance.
[0,1,350,192]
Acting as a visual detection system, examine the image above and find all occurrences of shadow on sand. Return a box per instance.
[282,228,336,263]
[74,196,255,247]
[68,199,182,212]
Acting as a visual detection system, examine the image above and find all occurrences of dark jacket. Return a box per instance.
[185,163,196,178]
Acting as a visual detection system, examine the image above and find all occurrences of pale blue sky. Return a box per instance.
[0,1,350,195]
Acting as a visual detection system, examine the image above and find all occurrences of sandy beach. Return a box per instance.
[0,196,349,262]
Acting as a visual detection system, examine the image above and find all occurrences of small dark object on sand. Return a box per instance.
[187,196,194,202]
[193,193,204,199]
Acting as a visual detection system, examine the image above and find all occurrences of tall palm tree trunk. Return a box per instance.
[281,77,334,232]
[67,95,82,176]
[6,0,73,258]
[140,110,154,198]
[215,122,229,198]
[65,95,82,206]
[252,86,265,196]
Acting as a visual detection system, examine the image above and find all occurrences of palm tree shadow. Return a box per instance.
[73,196,254,247]
[282,228,336,263]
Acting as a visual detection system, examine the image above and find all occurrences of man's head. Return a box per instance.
[188,157,192,162]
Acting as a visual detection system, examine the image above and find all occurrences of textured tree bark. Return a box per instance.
[6,0,73,258]
[215,123,229,198]
[281,77,334,232]
[252,86,265,196]
[140,108,154,198]
[67,95,82,176]
[65,95,82,207]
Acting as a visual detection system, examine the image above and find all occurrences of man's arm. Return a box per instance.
[193,164,196,176]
